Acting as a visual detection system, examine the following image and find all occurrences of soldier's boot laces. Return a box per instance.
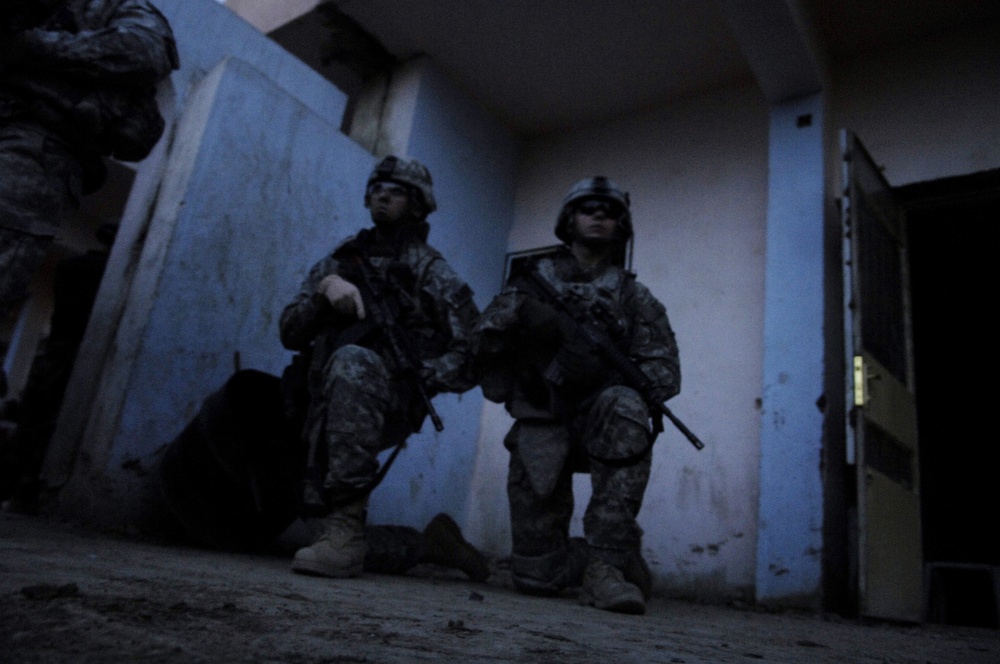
[421,513,491,581]
[581,559,646,615]
[291,500,367,578]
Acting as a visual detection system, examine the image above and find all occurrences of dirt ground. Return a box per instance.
[1,511,998,664]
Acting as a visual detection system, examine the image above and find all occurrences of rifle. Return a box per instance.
[343,254,444,432]
[518,264,704,451]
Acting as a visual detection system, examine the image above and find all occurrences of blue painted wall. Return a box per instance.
[156,0,347,128]
[106,57,374,479]
[755,94,826,605]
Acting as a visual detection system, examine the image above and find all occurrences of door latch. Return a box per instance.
[853,355,866,407]
[853,355,882,406]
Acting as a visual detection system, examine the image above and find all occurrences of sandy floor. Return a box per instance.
[1,511,998,663]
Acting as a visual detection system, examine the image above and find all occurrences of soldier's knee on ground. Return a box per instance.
[511,538,588,596]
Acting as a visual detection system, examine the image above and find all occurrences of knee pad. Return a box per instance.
[586,386,651,463]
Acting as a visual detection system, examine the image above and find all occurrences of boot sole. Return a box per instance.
[291,558,362,578]
[582,591,646,615]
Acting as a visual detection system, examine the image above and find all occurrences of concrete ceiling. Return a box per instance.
[327,0,999,136]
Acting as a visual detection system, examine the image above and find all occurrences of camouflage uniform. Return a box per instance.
[279,226,479,507]
[0,0,178,321]
[475,247,680,594]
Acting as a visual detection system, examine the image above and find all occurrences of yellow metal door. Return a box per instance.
[841,131,922,621]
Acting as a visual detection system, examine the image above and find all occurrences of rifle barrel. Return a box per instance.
[659,404,705,450]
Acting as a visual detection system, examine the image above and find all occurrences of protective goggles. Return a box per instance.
[367,181,410,198]
[575,198,626,219]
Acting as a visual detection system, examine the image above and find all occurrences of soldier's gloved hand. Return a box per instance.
[648,384,676,405]
[555,335,605,389]
[318,274,366,320]
[517,297,564,342]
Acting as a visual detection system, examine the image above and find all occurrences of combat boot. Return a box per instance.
[291,499,367,578]
[420,513,491,581]
[581,559,646,615]
[622,549,653,601]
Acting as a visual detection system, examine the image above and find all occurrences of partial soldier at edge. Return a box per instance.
[0,0,179,500]
[0,0,179,324]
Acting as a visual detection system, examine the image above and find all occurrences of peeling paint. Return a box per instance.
[707,542,723,555]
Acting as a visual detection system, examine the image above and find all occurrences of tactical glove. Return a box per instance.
[648,385,676,405]
[318,274,366,320]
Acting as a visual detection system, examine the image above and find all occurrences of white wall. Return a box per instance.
[467,82,769,600]
[832,21,1000,186]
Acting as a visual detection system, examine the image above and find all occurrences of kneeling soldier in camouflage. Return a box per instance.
[279,156,487,581]
[474,177,682,614]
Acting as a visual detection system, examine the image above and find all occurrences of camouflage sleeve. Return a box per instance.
[628,282,681,402]
[18,0,178,84]
[472,286,523,357]
[278,254,338,351]
[419,257,480,394]
[471,286,525,404]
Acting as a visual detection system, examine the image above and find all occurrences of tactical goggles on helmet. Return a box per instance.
[575,198,626,220]
[366,181,411,198]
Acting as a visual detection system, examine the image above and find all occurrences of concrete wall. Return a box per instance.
[832,21,1000,186]
[51,54,375,525]
[43,0,354,494]
[467,82,769,601]
[755,94,827,607]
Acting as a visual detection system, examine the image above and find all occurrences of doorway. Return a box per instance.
[898,168,1000,628]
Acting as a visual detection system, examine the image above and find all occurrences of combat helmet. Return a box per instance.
[554,176,633,244]
[365,155,437,215]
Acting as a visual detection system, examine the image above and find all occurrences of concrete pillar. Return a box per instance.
[755,93,826,606]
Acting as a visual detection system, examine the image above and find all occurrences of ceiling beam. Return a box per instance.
[715,0,825,102]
